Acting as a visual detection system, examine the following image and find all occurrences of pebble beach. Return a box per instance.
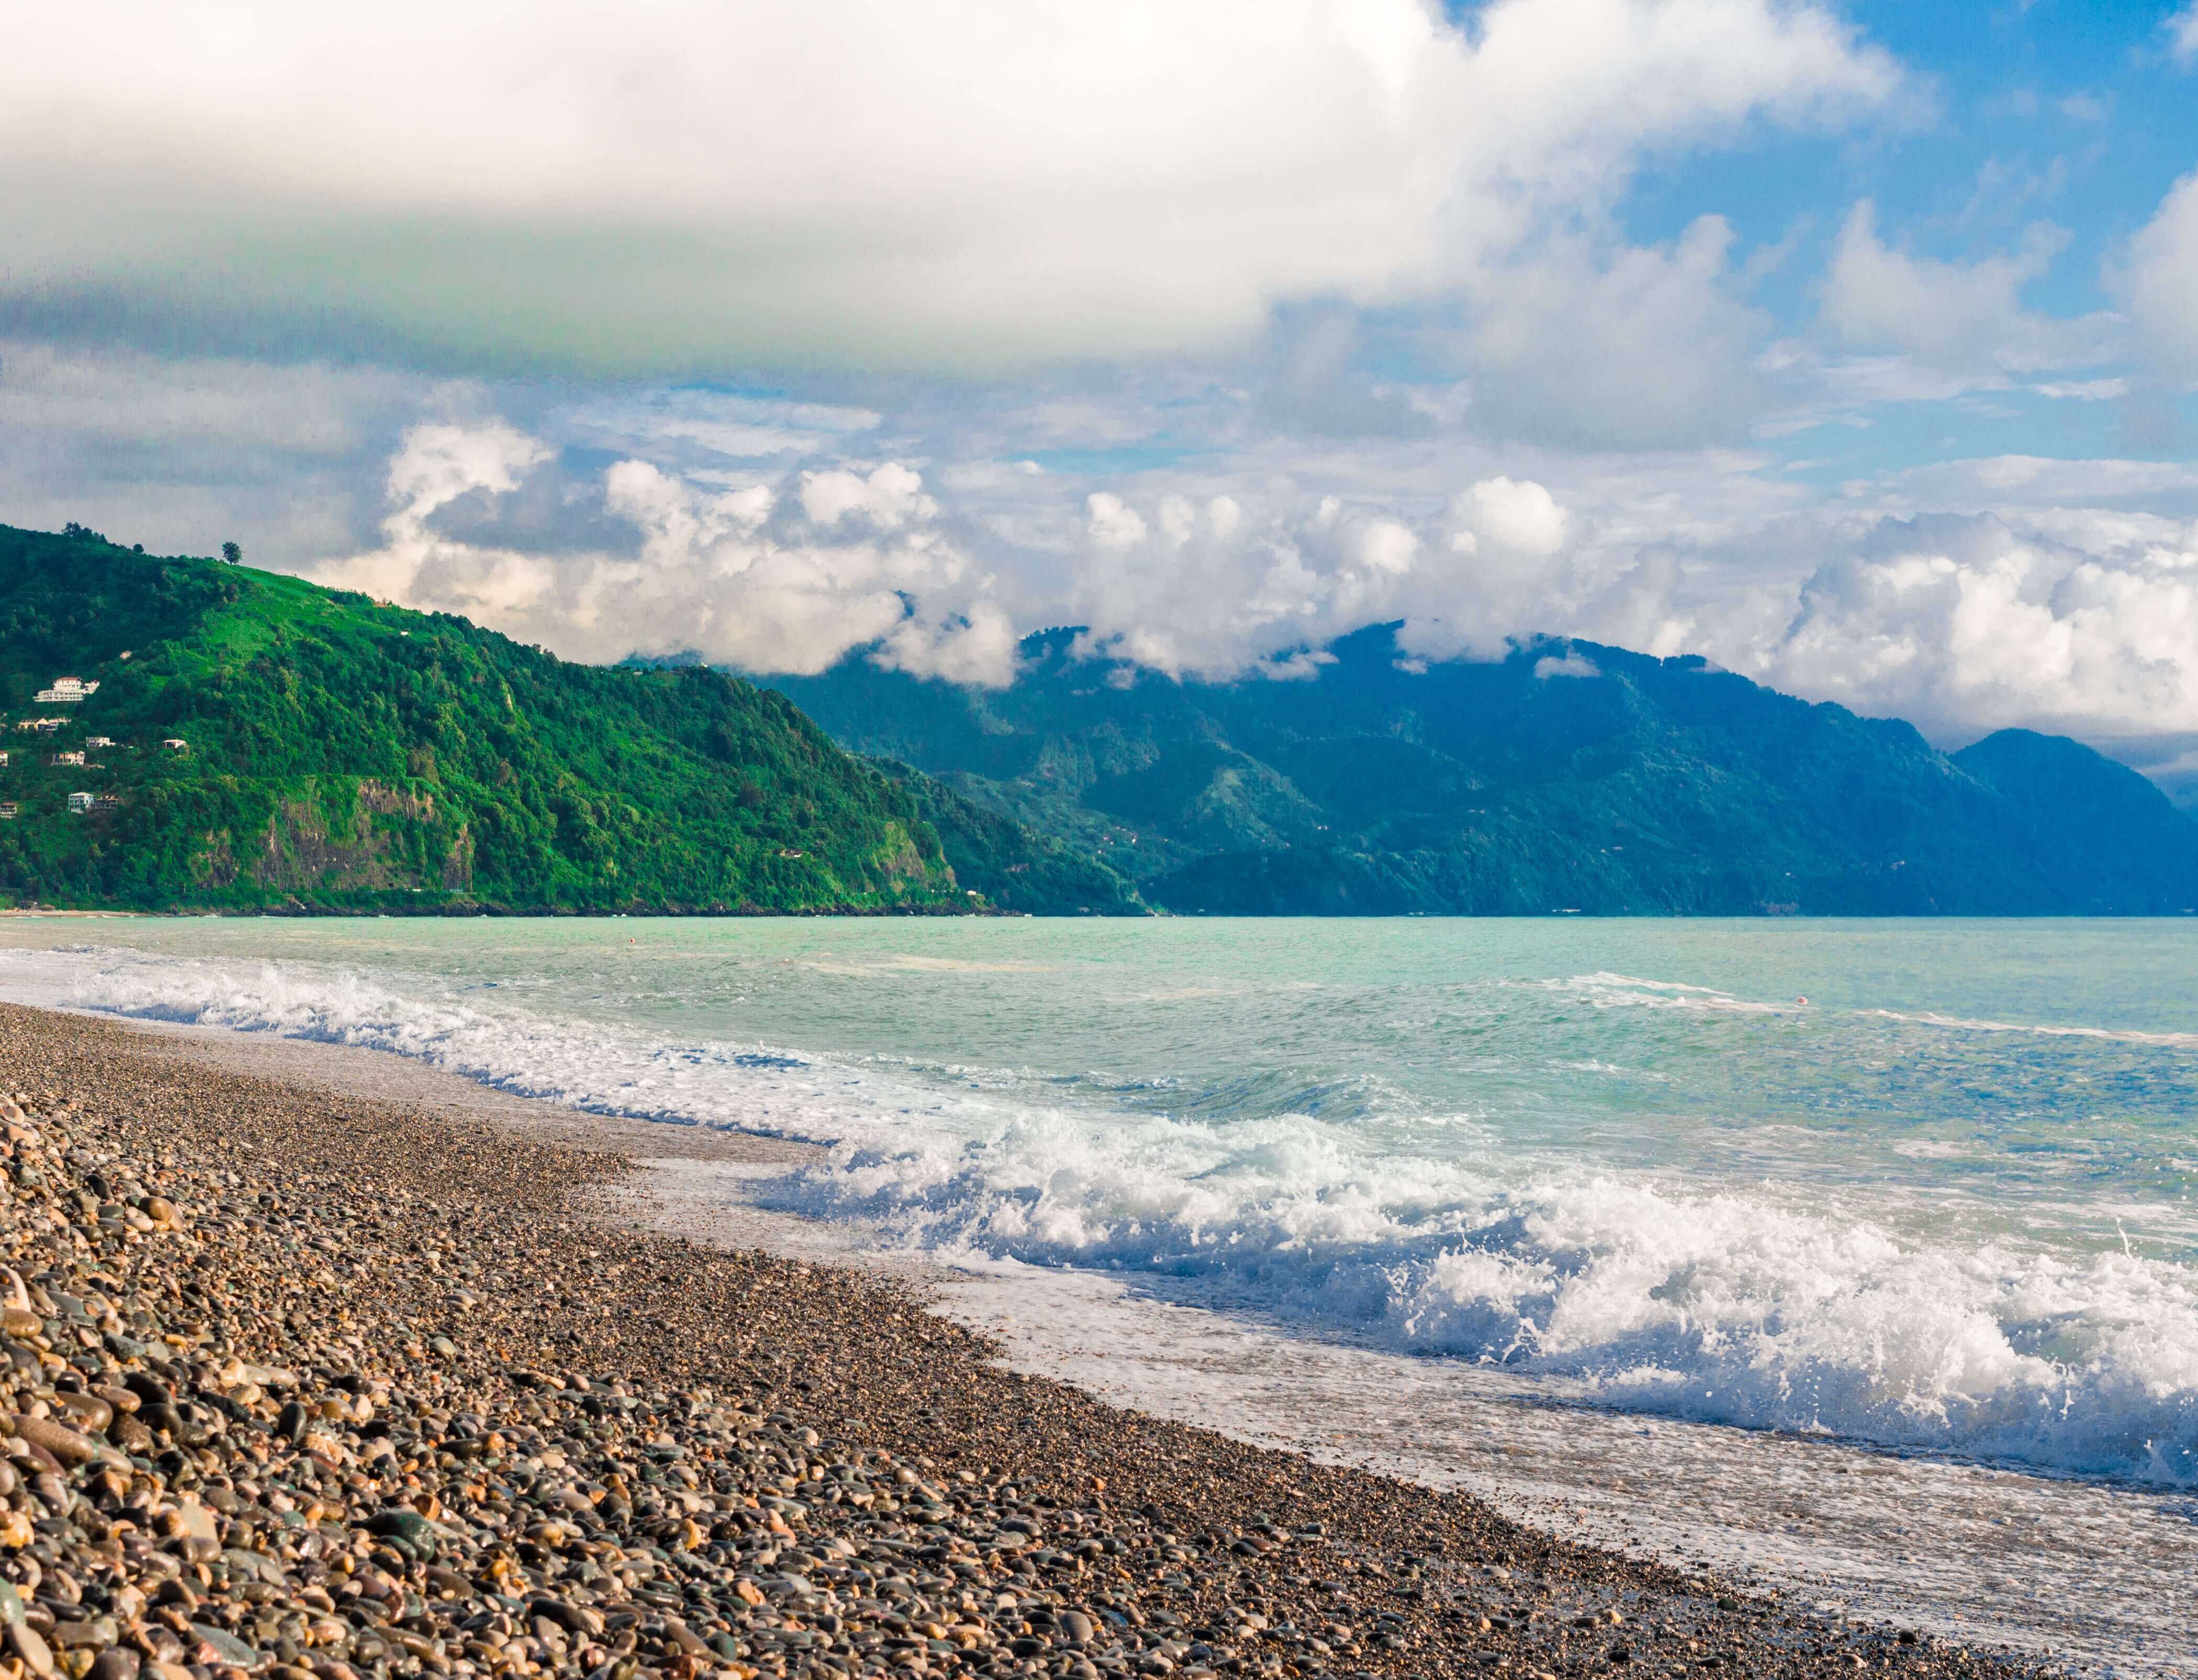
[0,1002,2054,1680]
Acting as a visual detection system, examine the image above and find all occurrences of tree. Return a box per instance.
[221,541,243,565]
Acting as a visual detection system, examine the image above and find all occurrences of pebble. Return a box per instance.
[0,1004,2058,1680]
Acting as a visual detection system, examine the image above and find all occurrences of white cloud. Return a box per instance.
[1086,494,1150,550]
[800,463,937,530]
[1355,518,1420,574]
[1449,217,1780,445]
[313,422,562,625]
[1461,476,1571,555]
[0,0,1898,375]
[1820,202,2116,376]
[313,426,1013,684]
[1769,514,2198,739]
[24,333,2198,773]
[1535,650,1602,678]
[2031,378,2129,402]
[2170,5,2198,67]
[2120,172,2198,380]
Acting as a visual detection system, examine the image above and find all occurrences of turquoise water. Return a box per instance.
[4,916,2196,1484]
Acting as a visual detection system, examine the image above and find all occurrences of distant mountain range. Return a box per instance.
[771,626,2198,916]
[10,521,2190,918]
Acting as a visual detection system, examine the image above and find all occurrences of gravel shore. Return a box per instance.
[0,1003,2050,1680]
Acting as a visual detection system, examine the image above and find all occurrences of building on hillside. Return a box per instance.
[0,803,15,821]
[84,736,114,749]
[67,792,93,814]
[91,795,119,813]
[16,719,63,735]
[161,738,188,753]
[50,751,85,767]
[0,750,8,767]
[32,678,98,704]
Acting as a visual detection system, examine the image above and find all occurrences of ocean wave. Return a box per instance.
[54,947,2198,1488]
[1535,972,1792,1014]
[1861,1008,2198,1049]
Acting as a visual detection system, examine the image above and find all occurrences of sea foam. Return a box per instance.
[43,946,2198,1487]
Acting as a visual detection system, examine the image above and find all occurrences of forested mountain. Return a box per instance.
[14,521,2188,919]
[772,627,2198,916]
[0,524,972,913]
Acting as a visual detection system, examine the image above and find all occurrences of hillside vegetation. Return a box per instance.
[0,525,968,913]
[772,626,2198,916]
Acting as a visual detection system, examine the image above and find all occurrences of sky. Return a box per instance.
[4,0,2198,786]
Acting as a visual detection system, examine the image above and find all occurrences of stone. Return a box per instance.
[364,1507,437,1561]
[188,1624,264,1670]
[10,1415,107,1468]
[274,1401,308,1446]
[8,1619,54,1679]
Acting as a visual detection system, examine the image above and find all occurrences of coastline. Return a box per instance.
[0,1001,2038,1680]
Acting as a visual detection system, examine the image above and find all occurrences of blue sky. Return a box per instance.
[3,0,2197,780]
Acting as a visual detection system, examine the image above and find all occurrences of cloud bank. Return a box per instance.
[4,2,2192,789]
[285,409,2198,766]
[0,0,1896,375]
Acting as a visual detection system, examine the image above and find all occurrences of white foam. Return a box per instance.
[1534,972,1792,1014]
[27,944,2198,1488]
[1862,1008,2198,1049]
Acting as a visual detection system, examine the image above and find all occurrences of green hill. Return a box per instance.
[0,523,973,913]
[770,626,2198,915]
[870,759,1144,915]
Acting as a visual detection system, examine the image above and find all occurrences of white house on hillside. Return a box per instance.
[33,678,99,704]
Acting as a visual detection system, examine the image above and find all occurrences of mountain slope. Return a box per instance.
[869,760,1144,915]
[770,627,2198,916]
[0,525,963,913]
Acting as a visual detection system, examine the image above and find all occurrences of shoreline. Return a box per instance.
[0,1000,2040,1680]
[107,1012,2198,1671]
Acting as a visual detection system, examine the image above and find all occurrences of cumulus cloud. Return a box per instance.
[1769,514,2198,740]
[800,463,937,530]
[1457,477,1571,555]
[312,424,1014,684]
[20,328,2198,775]
[1050,473,1611,673]
[0,0,1897,376]
[1820,202,2116,376]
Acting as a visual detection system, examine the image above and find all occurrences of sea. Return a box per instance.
[1,917,2194,1675]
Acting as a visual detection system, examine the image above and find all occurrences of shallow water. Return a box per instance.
[3,916,2196,1672]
